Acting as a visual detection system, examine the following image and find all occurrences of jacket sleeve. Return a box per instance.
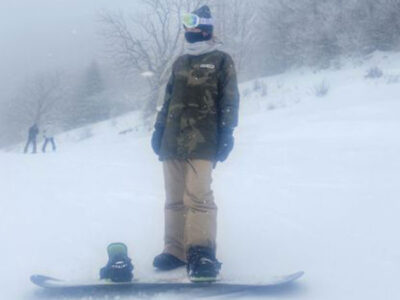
[218,54,240,132]
[154,72,174,130]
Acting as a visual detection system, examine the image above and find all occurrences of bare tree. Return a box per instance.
[99,0,205,122]
[210,0,259,78]
[6,71,68,143]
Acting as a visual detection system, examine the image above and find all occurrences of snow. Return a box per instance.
[1,51,400,299]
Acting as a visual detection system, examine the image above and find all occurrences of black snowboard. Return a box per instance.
[31,271,304,293]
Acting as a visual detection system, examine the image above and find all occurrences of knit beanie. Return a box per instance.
[191,5,214,37]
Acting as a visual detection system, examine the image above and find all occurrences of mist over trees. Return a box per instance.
[69,61,110,127]
[1,0,400,148]
[253,0,400,74]
[2,71,69,146]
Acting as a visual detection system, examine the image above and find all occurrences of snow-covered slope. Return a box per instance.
[1,52,400,299]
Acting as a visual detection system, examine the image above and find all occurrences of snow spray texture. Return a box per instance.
[155,51,240,161]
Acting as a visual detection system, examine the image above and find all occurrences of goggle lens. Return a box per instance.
[182,13,199,28]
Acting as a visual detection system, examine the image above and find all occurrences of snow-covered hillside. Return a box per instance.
[1,52,400,300]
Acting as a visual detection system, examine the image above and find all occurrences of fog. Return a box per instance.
[1,0,399,148]
[0,0,140,100]
[0,2,399,299]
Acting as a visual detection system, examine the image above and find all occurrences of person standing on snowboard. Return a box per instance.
[151,5,240,281]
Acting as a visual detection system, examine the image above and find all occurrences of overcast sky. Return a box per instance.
[0,0,142,102]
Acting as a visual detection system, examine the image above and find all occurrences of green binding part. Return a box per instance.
[107,243,128,260]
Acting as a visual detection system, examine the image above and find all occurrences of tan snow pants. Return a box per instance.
[162,159,217,262]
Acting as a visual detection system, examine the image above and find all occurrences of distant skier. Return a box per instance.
[42,123,56,153]
[151,5,240,281]
[24,123,39,154]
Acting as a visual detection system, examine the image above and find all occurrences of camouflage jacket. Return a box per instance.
[155,50,240,161]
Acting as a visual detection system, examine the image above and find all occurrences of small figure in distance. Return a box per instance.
[42,122,56,153]
[24,123,39,154]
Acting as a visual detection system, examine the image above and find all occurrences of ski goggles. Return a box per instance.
[182,13,213,29]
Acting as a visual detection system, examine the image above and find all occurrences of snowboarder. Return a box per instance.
[42,123,56,153]
[151,5,240,281]
[24,123,39,154]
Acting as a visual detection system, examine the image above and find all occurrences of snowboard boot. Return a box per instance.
[153,253,186,271]
[187,246,221,282]
[99,242,134,282]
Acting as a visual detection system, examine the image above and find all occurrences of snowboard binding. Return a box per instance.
[99,243,134,282]
[187,246,221,282]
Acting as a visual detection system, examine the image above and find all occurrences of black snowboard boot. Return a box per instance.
[100,242,134,282]
[153,253,186,271]
[187,246,221,282]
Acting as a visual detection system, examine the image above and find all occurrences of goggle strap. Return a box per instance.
[198,18,213,26]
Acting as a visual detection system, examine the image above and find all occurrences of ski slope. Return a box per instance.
[1,52,400,299]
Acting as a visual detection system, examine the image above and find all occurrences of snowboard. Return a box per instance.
[31,271,304,292]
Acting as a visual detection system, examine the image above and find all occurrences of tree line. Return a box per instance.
[1,0,400,148]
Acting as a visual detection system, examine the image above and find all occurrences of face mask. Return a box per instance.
[185,31,211,44]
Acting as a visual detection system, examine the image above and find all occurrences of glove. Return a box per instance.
[216,129,234,162]
[151,127,164,155]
